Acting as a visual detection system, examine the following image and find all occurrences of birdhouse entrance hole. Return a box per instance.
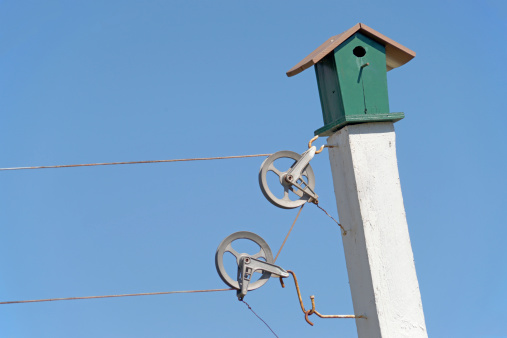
[353,46,366,57]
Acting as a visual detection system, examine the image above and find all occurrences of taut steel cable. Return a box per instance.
[0,288,234,305]
[0,154,272,171]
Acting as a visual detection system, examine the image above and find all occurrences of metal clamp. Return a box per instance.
[215,231,288,300]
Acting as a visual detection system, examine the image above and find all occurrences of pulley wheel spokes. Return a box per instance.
[259,151,316,209]
[215,231,273,291]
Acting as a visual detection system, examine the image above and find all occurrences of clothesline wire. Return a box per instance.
[0,153,273,171]
[0,288,234,305]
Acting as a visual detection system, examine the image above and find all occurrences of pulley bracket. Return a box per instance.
[238,256,289,300]
[215,231,288,300]
[259,146,319,209]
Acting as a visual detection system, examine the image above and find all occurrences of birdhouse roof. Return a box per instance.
[286,23,416,77]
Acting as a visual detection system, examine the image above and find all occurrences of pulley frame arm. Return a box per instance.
[237,257,289,300]
[286,147,316,183]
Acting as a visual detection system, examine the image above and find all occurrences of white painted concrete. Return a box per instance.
[327,122,427,338]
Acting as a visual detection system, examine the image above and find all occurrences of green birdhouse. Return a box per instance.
[287,23,415,136]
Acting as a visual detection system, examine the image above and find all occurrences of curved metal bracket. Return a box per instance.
[283,270,366,326]
[308,136,324,154]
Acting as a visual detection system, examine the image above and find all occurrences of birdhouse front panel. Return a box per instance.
[334,33,390,116]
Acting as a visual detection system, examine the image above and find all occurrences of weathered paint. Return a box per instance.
[327,122,427,338]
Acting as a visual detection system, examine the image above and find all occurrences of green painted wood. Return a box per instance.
[334,33,390,115]
[359,37,390,115]
[315,54,344,125]
[313,32,403,136]
[314,112,404,136]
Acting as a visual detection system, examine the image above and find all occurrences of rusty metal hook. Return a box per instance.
[283,270,366,326]
[305,309,315,326]
[308,136,324,154]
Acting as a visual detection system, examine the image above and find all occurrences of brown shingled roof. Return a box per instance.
[286,23,415,77]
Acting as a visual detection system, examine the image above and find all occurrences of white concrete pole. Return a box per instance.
[327,122,427,338]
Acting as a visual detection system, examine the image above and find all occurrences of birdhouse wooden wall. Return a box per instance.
[314,33,404,136]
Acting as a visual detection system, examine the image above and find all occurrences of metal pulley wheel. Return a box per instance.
[259,151,317,209]
[215,231,274,291]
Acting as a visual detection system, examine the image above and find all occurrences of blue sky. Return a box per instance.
[1,1,506,337]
